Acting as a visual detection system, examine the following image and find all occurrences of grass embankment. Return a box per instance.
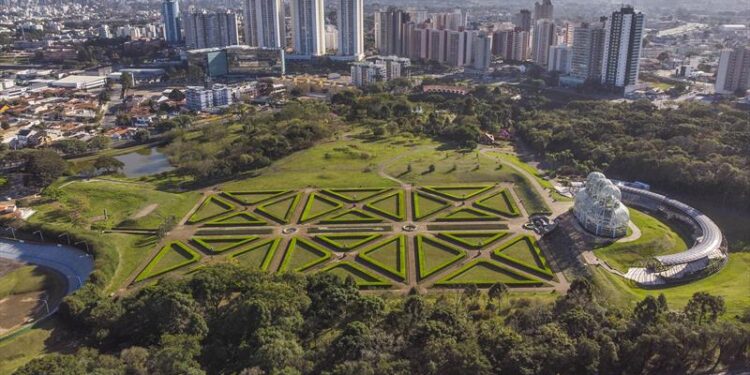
[593,209,687,272]
[0,265,51,300]
[484,151,571,202]
[0,318,63,374]
[591,253,750,319]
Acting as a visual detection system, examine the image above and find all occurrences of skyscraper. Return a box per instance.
[375,8,409,56]
[601,6,645,91]
[337,0,364,60]
[161,0,182,43]
[570,20,606,82]
[547,44,571,73]
[514,9,532,32]
[243,0,284,48]
[290,0,325,56]
[183,10,239,49]
[532,19,556,67]
[534,0,553,21]
[715,46,750,95]
[472,32,492,71]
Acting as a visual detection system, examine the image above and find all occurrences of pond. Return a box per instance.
[114,147,175,178]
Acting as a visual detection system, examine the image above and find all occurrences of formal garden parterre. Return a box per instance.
[133,184,560,291]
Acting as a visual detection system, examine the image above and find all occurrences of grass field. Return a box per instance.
[0,318,62,374]
[498,237,541,268]
[0,266,51,300]
[591,253,750,319]
[484,151,571,203]
[446,261,532,283]
[594,209,688,272]
[106,233,159,293]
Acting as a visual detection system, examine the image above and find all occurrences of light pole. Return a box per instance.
[33,230,44,242]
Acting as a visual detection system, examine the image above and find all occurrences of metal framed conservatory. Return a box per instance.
[573,172,630,238]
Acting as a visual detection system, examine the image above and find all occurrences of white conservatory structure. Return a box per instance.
[574,172,630,238]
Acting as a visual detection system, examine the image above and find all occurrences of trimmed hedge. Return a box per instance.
[434,259,545,288]
[321,188,391,203]
[364,191,406,221]
[314,233,382,251]
[437,231,508,249]
[358,235,407,281]
[318,261,392,288]
[299,193,343,223]
[187,195,236,224]
[191,235,258,253]
[421,185,494,201]
[473,189,521,217]
[492,235,555,279]
[415,235,466,279]
[134,241,201,282]
[229,238,280,271]
[412,190,451,220]
[319,208,384,224]
[203,212,267,227]
[255,193,302,224]
[222,190,291,205]
[278,238,332,272]
[434,207,501,222]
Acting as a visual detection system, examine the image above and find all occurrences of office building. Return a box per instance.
[183,10,240,49]
[532,19,556,67]
[290,0,325,57]
[514,9,532,32]
[570,20,606,82]
[186,45,285,82]
[161,0,182,43]
[547,44,571,73]
[375,8,409,56]
[715,46,750,95]
[534,0,553,21]
[243,0,284,48]
[601,6,645,91]
[337,0,364,60]
[472,32,492,71]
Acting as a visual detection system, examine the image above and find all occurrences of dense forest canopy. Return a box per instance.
[17,265,749,375]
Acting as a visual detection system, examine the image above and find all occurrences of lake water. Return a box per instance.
[114,147,175,178]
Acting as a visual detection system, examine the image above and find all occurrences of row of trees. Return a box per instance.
[17,264,749,375]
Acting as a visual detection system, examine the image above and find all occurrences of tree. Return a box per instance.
[98,90,110,104]
[25,150,66,185]
[488,282,508,301]
[93,155,125,174]
[684,292,725,324]
[88,135,111,150]
[167,89,186,101]
[121,72,134,98]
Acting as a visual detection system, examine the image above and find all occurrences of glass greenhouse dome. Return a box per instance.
[574,172,630,238]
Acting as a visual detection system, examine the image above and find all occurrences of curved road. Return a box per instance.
[0,239,94,295]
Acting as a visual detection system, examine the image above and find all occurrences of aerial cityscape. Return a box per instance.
[0,0,748,373]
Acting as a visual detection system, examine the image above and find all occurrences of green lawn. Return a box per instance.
[361,239,402,274]
[106,233,159,293]
[594,209,688,272]
[384,149,519,185]
[591,253,750,319]
[418,237,464,277]
[300,193,342,222]
[189,196,235,223]
[257,194,300,223]
[230,240,278,271]
[135,242,200,282]
[498,237,541,268]
[413,191,450,219]
[280,239,331,272]
[0,318,63,374]
[484,151,571,202]
[0,265,51,300]
[475,190,519,216]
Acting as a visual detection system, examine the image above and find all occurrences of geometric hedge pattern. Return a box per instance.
[136,185,553,290]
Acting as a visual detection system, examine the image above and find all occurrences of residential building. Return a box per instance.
[532,19,556,67]
[98,24,111,39]
[601,6,645,91]
[350,61,386,87]
[243,0,284,48]
[472,32,493,71]
[290,0,325,57]
[337,0,364,60]
[186,84,233,111]
[533,0,553,21]
[374,55,410,80]
[429,28,446,62]
[547,44,571,73]
[512,30,531,61]
[374,8,408,56]
[325,25,339,53]
[715,46,750,95]
[514,9,532,32]
[161,0,182,43]
[431,9,466,31]
[570,20,606,82]
[183,10,240,49]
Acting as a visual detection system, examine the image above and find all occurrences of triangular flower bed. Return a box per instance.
[318,261,391,288]
[434,207,500,222]
[319,209,383,224]
[415,235,466,279]
[229,238,280,271]
[222,190,291,205]
[315,234,383,251]
[421,185,493,201]
[192,235,258,253]
[364,191,406,221]
[256,193,302,224]
[474,189,521,217]
[493,235,554,279]
[278,238,332,272]
[358,235,407,281]
[412,191,451,220]
[299,193,343,223]
[322,188,391,203]
[135,241,201,282]
[188,195,235,224]
[437,231,508,249]
[204,211,267,227]
[434,259,545,287]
